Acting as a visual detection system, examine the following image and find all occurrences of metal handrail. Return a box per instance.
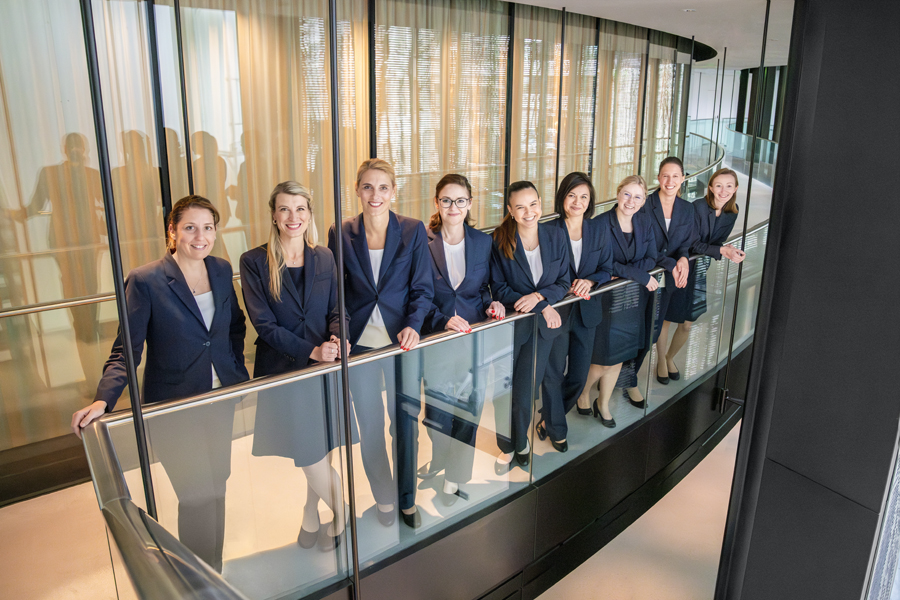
[83,218,768,596]
[0,133,725,321]
[100,217,769,427]
[81,422,249,600]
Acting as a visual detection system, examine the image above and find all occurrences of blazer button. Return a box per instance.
[204,341,210,347]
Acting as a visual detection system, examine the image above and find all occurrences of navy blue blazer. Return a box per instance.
[546,216,614,329]
[95,253,249,410]
[240,244,344,376]
[641,191,696,276]
[425,224,493,333]
[489,222,571,340]
[594,208,659,285]
[691,199,739,260]
[328,211,434,350]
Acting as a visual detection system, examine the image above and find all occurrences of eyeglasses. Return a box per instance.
[438,197,471,209]
[621,191,644,202]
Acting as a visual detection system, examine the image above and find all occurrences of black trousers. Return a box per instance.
[497,320,552,454]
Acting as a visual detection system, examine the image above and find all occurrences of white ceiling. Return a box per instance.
[516,0,794,70]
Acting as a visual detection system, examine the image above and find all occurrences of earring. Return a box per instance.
[273,220,277,225]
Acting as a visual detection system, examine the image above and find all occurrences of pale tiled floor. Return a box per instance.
[538,421,741,600]
[0,481,117,600]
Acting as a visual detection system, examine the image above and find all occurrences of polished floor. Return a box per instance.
[538,421,741,600]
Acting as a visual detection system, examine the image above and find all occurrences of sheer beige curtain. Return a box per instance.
[509,4,561,212]
[96,0,166,273]
[178,0,367,267]
[375,0,509,226]
[591,21,648,205]
[557,12,597,187]
[641,31,678,185]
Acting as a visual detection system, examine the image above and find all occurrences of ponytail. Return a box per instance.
[493,213,518,260]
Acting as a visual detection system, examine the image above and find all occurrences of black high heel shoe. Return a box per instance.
[668,360,681,381]
[593,399,616,428]
[576,404,592,416]
[656,373,670,385]
[536,420,548,441]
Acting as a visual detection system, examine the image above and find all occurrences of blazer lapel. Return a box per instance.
[351,215,375,289]
[535,225,554,288]
[378,212,401,286]
[608,211,629,258]
[302,244,316,309]
[463,225,478,279]
[512,231,535,287]
[428,229,451,284]
[651,193,668,241]
[164,253,206,328]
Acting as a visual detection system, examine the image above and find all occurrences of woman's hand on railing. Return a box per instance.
[311,339,340,363]
[646,277,659,292]
[487,301,506,321]
[398,327,420,352]
[71,400,108,439]
[330,335,350,359]
[445,315,472,334]
[570,279,593,300]
[513,292,541,314]
[674,257,690,288]
[721,245,746,264]
[541,305,561,329]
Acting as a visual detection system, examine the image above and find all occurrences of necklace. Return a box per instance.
[189,270,205,295]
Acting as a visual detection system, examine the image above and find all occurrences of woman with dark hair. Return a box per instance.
[659,168,745,376]
[544,172,613,447]
[490,181,570,467]
[627,156,695,404]
[240,181,350,551]
[328,159,433,529]
[418,174,505,504]
[71,195,249,572]
[576,176,659,427]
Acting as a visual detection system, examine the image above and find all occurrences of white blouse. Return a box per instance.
[193,291,221,389]
[443,238,466,290]
[357,248,393,349]
[524,245,543,286]
[570,238,583,273]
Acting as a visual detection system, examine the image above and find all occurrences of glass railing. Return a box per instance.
[85,210,769,598]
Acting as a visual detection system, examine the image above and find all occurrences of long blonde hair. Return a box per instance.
[267,181,318,302]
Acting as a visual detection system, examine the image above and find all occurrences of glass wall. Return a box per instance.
[3,5,776,598]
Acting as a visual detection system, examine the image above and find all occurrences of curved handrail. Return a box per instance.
[84,216,769,595]
[81,422,250,600]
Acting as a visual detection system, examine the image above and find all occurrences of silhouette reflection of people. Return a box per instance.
[165,127,188,199]
[191,131,231,265]
[23,133,106,395]
[111,130,162,268]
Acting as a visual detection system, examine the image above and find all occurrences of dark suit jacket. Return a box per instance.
[95,253,249,410]
[546,216,614,329]
[691,199,739,260]
[489,222,571,340]
[425,225,493,333]
[328,211,434,350]
[641,191,696,280]
[594,208,659,285]
[240,244,344,376]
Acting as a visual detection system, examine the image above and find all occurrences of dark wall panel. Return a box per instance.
[741,459,877,600]
[360,490,537,600]
[532,426,649,558]
[762,0,900,512]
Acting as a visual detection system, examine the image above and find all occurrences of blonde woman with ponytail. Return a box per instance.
[239,181,351,553]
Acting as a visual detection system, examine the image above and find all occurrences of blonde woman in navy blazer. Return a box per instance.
[490,181,570,469]
[627,157,696,404]
[327,159,434,529]
[240,181,350,551]
[419,174,505,505]
[659,168,745,380]
[576,177,659,427]
[545,173,614,443]
[71,195,249,572]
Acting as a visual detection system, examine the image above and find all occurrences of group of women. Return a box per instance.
[70,156,745,570]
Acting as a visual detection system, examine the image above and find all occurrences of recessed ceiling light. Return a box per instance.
[683,8,696,12]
